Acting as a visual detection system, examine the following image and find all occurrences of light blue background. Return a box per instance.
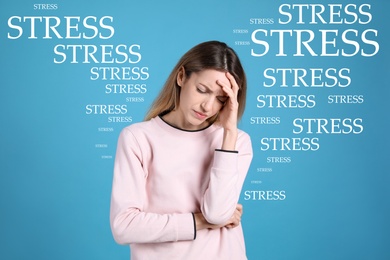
[1,0,389,259]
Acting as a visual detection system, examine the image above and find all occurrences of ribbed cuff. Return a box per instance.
[175,213,197,241]
[215,149,238,153]
[191,213,197,240]
[213,149,238,172]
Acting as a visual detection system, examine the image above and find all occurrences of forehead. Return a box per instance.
[191,69,229,94]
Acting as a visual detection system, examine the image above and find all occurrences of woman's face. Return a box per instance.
[172,69,230,130]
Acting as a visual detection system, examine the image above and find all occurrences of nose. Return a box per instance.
[201,96,215,112]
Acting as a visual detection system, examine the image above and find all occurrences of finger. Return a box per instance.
[236,210,242,220]
[226,219,239,228]
[226,223,238,229]
[233,210,241,221]
[238,206,243,216]
[216,79,235,100]
[217,81,239,110]
[225,222,234,228]
[226,72,239,97]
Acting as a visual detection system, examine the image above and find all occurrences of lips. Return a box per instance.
[193,110,208,120]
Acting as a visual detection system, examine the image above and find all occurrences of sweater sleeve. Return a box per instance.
[201,131,253,225]
[110,128,195,244]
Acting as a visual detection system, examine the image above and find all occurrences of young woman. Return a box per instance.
[110,41,253,259]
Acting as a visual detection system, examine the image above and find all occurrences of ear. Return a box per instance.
[176,66,186,87]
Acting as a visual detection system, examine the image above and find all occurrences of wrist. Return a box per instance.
[194,213,210,230]
[221,129,238,150]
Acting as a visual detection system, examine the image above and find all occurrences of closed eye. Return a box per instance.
[217,96,228,104]
[196,87,206,93]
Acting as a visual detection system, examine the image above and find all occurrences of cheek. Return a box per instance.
[212,101,224,113]
[179,87,193,104]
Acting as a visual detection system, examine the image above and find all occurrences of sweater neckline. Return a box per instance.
[154,116,217,135]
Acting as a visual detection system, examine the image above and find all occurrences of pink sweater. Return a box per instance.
[110,116,253,259]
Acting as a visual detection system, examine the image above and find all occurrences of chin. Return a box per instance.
[187,118,207,130]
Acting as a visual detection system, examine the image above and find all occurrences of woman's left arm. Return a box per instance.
[218,72,240,151]
[201,73,253,225]
[201,133,253,225]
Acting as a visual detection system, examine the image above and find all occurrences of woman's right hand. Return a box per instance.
[223,204,243,229]
[194,204,243,230]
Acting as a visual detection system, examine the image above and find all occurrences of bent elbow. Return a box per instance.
[111,222,131,245]
[110,214,139,245]
[202,209,232,225]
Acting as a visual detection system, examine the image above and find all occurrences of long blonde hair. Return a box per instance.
[145,41,247,123]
